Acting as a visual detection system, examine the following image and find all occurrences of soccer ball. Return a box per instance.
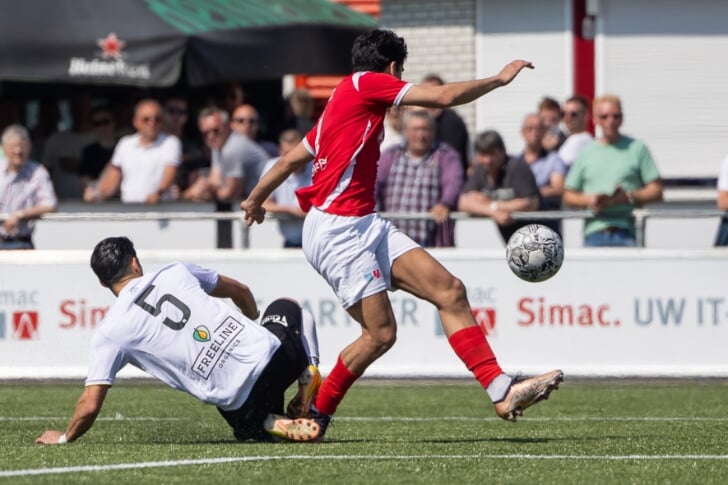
[505,224,564,282]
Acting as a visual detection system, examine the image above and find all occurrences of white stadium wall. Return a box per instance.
[595,0,728,178]
[383,0,728,179]
[1,248,726,379]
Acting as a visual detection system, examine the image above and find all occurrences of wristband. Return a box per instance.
[58,433,68,444]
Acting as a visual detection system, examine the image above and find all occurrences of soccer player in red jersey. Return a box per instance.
[241,29,563,439]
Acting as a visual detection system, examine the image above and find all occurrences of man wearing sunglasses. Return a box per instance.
[184,106,268,205]
[79,106,117,186]
[558,95,593,168]
[84,99,181,204]
[231,104,279,159]
[563,94,663,247]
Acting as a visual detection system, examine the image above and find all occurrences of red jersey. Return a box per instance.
[297,72,413,216]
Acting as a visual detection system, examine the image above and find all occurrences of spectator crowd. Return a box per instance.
[3,78,726,250]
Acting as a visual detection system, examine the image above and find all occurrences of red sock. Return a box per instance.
[448,325,503,388]
[314,355,359,416]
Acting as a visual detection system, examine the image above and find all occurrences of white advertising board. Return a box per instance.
[1,249,726,378]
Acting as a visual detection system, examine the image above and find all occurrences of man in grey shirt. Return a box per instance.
[184,106,268,202]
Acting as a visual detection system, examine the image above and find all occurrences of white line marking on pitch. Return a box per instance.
[0,416,180,422]
[3,416,726,422]
[2,454,727,477]
[337,416,728,422]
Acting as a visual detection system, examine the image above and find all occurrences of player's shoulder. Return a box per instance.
[340,71,401,94]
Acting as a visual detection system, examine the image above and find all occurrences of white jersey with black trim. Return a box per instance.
[85,262,280,411]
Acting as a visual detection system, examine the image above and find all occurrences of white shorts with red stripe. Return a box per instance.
[302,207,419,309]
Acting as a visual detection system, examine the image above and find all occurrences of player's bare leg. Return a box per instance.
[342,292,398,374]
[311,291,398,439]
[391,248,473,337]
[391,247,563,421]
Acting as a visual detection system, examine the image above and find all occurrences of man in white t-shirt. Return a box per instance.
[558,95,594,168]
[35,237,323,444]
[84,99,181,204]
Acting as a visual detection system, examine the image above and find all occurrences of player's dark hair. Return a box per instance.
[474,130,507,154]
[90,237,138,287]
[351,29,408,73]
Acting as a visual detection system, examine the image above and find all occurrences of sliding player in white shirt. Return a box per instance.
[35,236,322,445]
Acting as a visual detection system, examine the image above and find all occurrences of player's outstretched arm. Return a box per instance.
[241,142,313,226]
[35,385,109,445]
[402,60,533,109]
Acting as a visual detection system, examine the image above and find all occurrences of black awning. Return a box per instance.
[0,0,377,86]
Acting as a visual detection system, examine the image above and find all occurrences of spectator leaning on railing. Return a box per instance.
[563,94,663,247]
[0,125,57,250]
[377,109,463,247]
[261,128,311,249]
[84,99,181,204]
[458,129,540,245]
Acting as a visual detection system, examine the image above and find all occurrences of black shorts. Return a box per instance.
[217,298,309,441]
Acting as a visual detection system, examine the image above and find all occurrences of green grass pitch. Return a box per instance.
[1,379,727,484]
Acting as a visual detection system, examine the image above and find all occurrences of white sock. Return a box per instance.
[300,308,320,366]
[487,374,513,403]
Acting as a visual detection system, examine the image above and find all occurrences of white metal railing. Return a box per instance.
[3,207,725,248]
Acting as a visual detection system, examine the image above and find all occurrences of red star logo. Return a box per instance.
[97,33,125,60]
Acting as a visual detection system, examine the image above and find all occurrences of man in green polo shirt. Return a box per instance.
[563,94,663,246]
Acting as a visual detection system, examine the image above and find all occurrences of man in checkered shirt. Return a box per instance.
[0,125,57,250]
[376,110,463,247]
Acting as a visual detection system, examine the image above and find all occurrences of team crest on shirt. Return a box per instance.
[193,325,211,342]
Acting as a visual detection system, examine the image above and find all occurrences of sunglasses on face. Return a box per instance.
[139,115,162,124]
[597,113,623,120]
[202,127,222,137]
[233,117,258,125]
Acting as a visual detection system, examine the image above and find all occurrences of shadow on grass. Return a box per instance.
[313,437,556,445]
